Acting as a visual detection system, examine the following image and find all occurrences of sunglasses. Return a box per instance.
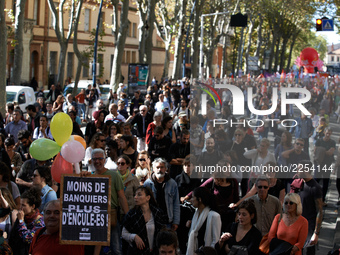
[234,134,242,136]
[98,139,106,142]
[92,157,104,161]
[140,110,146,112]
[257,186,269,189]
[138,158,146,162]
[296,143,304,146]
[284,201,295,205]
[33,174,39,178]
[117,162,126,166]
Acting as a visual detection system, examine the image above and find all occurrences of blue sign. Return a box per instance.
[322,19,334,31]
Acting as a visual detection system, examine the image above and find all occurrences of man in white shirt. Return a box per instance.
[104,103,126,123]
[155,94,170,113]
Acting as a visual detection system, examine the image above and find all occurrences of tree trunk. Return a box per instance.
[286,31,299,70]
[144,0,157,84]
[162,41,171,78]
[72,0,84,97]
[245,16,254,74]
[255,14,263,58]
[110,0,130,92]
[11,0,27,85]
[172,0,187,80]
[273,36,281,72]
[0,3,7,116]
[279,37,288,72]
[136,0,147,63]
[268,30,278,73]
[220,35,228,78]
[190,0,204,79]
[236,27,245,76]
[57,43,68,88]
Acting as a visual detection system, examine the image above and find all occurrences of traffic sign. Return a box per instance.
[322,19,334,31]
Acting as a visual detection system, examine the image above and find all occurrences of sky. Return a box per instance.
[321,29,340,45]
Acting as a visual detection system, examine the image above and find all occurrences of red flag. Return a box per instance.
[247,74,251,82]
[280,70,286,83]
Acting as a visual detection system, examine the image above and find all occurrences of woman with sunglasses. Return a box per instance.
[117,155,140,211]
[85,132,106,172]
[267,193,308,255]
[216,200,261,255]
[32,166,57,213]
[131,151,151,185]
[120,135,138,169]
[122,186,167,254]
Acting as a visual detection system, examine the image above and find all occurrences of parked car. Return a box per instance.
[63,80,93,96]
[64,81,111,106]
[6,85,35,113]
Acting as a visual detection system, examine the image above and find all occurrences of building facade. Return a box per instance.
[5,0,166,88]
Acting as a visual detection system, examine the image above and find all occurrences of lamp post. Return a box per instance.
[199,11,229,79]
[92,0,104,86]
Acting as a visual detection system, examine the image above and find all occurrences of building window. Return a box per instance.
[338,56,340,62]
[84,9,90,32]
[33,0,39,25]
[132,51,136,63]
[128,22,137,38]
[99,12,105,33]
[67,52,74,79]
[49,51,57,75]
[331,56,334,62]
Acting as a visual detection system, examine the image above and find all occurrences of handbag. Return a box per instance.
[269,238,293,255]
[256,126,265,133]
[229,245,248,255]
[259,233,270,254]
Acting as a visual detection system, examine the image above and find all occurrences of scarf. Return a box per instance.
[24,209,42,225]
[186,207,210,255]
[119,169,130,183]
[135,167,149,179]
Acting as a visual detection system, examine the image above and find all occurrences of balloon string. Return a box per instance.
[74,163,80,174]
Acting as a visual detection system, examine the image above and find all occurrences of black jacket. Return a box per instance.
[130,112,152,138]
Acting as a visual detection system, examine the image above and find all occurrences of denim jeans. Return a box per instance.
[78,103,86,119]
[101,222,122,255]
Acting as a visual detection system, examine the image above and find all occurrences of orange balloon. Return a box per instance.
[73,135,86,149]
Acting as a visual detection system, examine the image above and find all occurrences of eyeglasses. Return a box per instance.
[234,134,242,136]
[138,158,146,162]
[257,186,269,189]
[117,162,126,166]
[284,201,295,205]
[296,143,304,146]
[92,157,104,161]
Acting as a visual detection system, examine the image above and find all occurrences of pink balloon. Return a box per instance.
[51,153,73,183]
[61,140,85,163]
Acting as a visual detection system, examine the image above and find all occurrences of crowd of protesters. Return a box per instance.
[0,74,339,255]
